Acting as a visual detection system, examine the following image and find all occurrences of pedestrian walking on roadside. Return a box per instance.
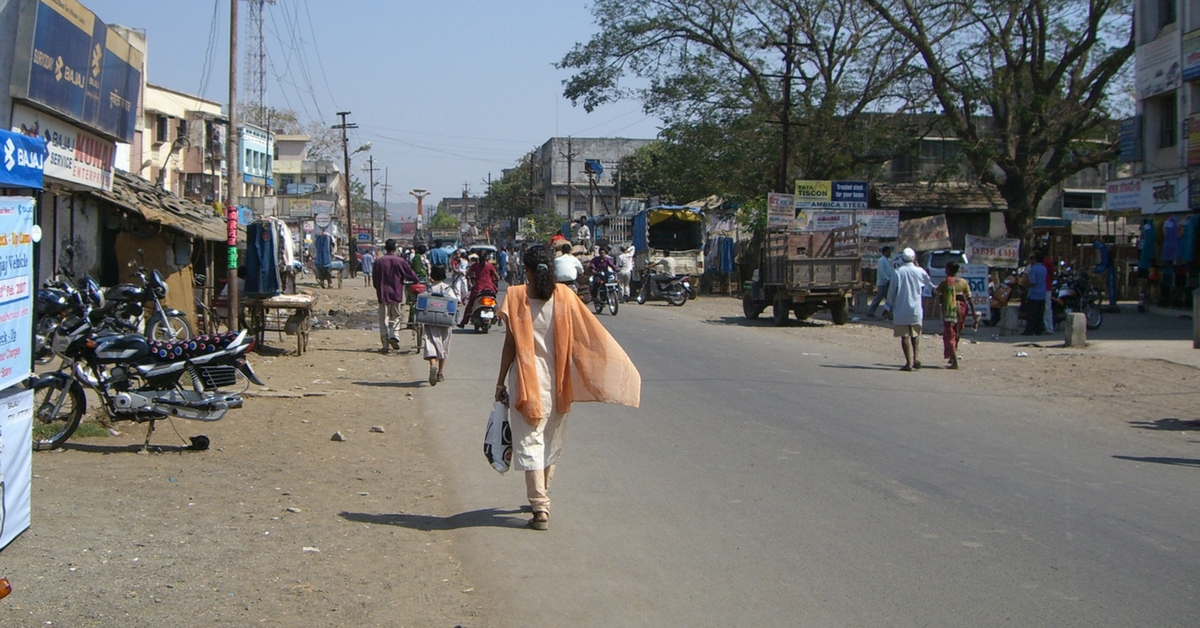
[867,245,895,318]
[372,239,419,353]
[616,245,634,301]
[423,264,458,386]
[360,250,374,286]
[498,246,509,285]
[934,261,978,369]
[887,247,933,371]
[1021,250,1049,336]
[494,245,641,530]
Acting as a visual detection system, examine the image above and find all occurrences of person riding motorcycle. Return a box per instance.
[588,246,619,301]
[458,250,500,328]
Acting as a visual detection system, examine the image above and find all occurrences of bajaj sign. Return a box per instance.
[0,131,48,189]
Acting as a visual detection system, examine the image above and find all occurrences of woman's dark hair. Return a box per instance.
[415,244,427,255]
[945,261,960,277]
[523,245,556,300]
[430,264,447,282]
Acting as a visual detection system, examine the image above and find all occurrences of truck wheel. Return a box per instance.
[772,296,791,327]
[830,298,850,325]
[742,292,760,320]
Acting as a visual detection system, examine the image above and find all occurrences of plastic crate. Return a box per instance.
[414,294,458,327]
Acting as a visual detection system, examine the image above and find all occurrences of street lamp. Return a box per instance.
[361,156,381,247]
[410,188,430,236]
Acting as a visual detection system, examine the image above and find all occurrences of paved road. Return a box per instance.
[421,294,1199,627]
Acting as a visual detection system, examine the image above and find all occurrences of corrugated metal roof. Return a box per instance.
[91,170,235,242]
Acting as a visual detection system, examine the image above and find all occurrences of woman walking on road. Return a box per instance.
[423,264,457,385]
[494,245,642,530]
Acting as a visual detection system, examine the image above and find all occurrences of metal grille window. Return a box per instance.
[1159,95,1178,149]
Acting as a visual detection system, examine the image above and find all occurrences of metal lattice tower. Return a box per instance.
[243,0,276,127]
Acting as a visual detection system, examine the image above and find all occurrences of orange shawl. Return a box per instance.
[499,284,641,423]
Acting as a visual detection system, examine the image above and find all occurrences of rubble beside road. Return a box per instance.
[2,280,488,628]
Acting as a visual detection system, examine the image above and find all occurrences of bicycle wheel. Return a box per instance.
[30,374,85,451]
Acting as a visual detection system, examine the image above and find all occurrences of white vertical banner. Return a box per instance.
[0,387,33,550]
[963,264,990,323]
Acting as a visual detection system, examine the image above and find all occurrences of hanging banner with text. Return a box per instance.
[898,214,951,251]
[0,198,35,392]
[0,386,33,550]
[767,192,794,230]
[795,209,854,232]
[964,234,1021,268]
[793,180,868,209]
[962,264,991,323]
[855,209,900,238]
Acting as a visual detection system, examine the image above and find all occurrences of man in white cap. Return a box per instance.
[887,247,933,371]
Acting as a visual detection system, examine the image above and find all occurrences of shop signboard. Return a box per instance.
[897,214,951,251]
[0,387,34,550]
[1136,34,1181,99]
[1119,117,1143,162]
[793,180,868,209]
[855,209,899,238]
[1184,30,1200,81]
[795,209,854,232]
[1189,116,1200,167]
[314,212,331,229]
[767,192,794,230]
[0,130,48,189]
[9,0,143,143]
[0,198,35,392]
[1105,178,1141,211]
[1141,173,1188,215]
[964,234,1021,268]
[962,264,990,323]
[288,198,312,218]
[12,103,113,190]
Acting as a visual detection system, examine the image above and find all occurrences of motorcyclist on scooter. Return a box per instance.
[458,250,500,328]
[588,246,618,300]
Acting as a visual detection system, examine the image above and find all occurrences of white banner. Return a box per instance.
[795,209,854,232]
[1105,178,1142,211]
[855,210,899,238]
[11,103,114,191]
[965,234,1021,268]
[767,193,794,230]
[0,387,33,550]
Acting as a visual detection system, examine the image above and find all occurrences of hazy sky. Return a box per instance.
[80,0,661,207]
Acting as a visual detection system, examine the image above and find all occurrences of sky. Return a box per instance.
[80,0,662,213]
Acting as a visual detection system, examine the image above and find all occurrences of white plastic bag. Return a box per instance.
[483,402,512,474]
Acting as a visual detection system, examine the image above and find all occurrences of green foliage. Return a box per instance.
[736,197,767,234]
[519,210,565,245]
[428,211,459,229]
[482,158,535,221]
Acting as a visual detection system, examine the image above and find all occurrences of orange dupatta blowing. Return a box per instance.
[499,284,641,423]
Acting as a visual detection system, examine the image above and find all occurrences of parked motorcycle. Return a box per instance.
[591,269,620,315]
[1051,266,1103,330]
[635,269,691,306]
[92,251,193,341]
[29,307,261,451]
[469,290,498,333]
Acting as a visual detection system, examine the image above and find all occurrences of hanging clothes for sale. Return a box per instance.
[1138,220,1156,273]
[1161,214,1180,264]
[314,232,332,268]
[1180,214,1198,264]
[718,236,735,274]
[245,220,281,297]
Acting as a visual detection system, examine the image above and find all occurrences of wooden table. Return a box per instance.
[244,292,320,355]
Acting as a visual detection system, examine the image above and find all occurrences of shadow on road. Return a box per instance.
[820,363,903,372]
[339,507,528,530]
[701,316,824,328]
[1128,418,1200,431]
[1112,455,1200,468]
[352,380,425,388]
[61,441,200,455]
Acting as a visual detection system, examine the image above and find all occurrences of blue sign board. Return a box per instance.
[1120,117,1143,162]
[831,181,868,208]
[10,0,143,143]
[0,198,36,391]
[0,130,48,189]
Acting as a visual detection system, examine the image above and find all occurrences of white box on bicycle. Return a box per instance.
[414,294,458,327]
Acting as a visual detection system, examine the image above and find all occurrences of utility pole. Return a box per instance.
[226,0,240,331]
[333,111,358,277]
[380,167,389,243]
[559,137,578,220]
[362,156,379,246]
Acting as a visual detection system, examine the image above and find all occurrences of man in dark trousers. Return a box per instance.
[373,239,419,352]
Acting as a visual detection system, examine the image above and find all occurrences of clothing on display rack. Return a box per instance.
[246,220,281,297]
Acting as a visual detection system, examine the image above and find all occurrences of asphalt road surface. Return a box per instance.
[423,293,1199,627]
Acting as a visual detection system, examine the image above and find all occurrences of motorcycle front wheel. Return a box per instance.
[30,375,85,451]
[607,289,619,315]
[148,312,194,342]
[593,289,605,314]
[1085,303,1103,330]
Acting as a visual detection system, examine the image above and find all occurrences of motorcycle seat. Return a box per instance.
[149,332,240,362]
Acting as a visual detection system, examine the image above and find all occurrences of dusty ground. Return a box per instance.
[3,282,1198,627]
[1,277,484,628]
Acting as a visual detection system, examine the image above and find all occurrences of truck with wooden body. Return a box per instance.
[599,205,706,291]
[742,226,862,325]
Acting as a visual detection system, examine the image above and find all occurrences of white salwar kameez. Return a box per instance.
[507,295,568,471]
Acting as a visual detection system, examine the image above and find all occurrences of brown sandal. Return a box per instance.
[528,512,549,531]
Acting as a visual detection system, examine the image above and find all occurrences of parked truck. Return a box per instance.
[600,205,706,292]
[742,226,862,325]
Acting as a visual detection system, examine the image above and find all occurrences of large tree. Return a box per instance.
[864,0,1133,247]
[482,158,536,222]
[559,0,927,191]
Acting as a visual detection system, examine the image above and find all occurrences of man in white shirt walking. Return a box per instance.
[867,245,895,318]
[616,245,635,300]
[887,248,934,371]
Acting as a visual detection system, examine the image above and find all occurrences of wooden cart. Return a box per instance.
[244,292,320,355]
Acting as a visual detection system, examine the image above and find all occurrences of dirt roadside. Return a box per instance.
[1,279,486,628]
[3,284,1197,627]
